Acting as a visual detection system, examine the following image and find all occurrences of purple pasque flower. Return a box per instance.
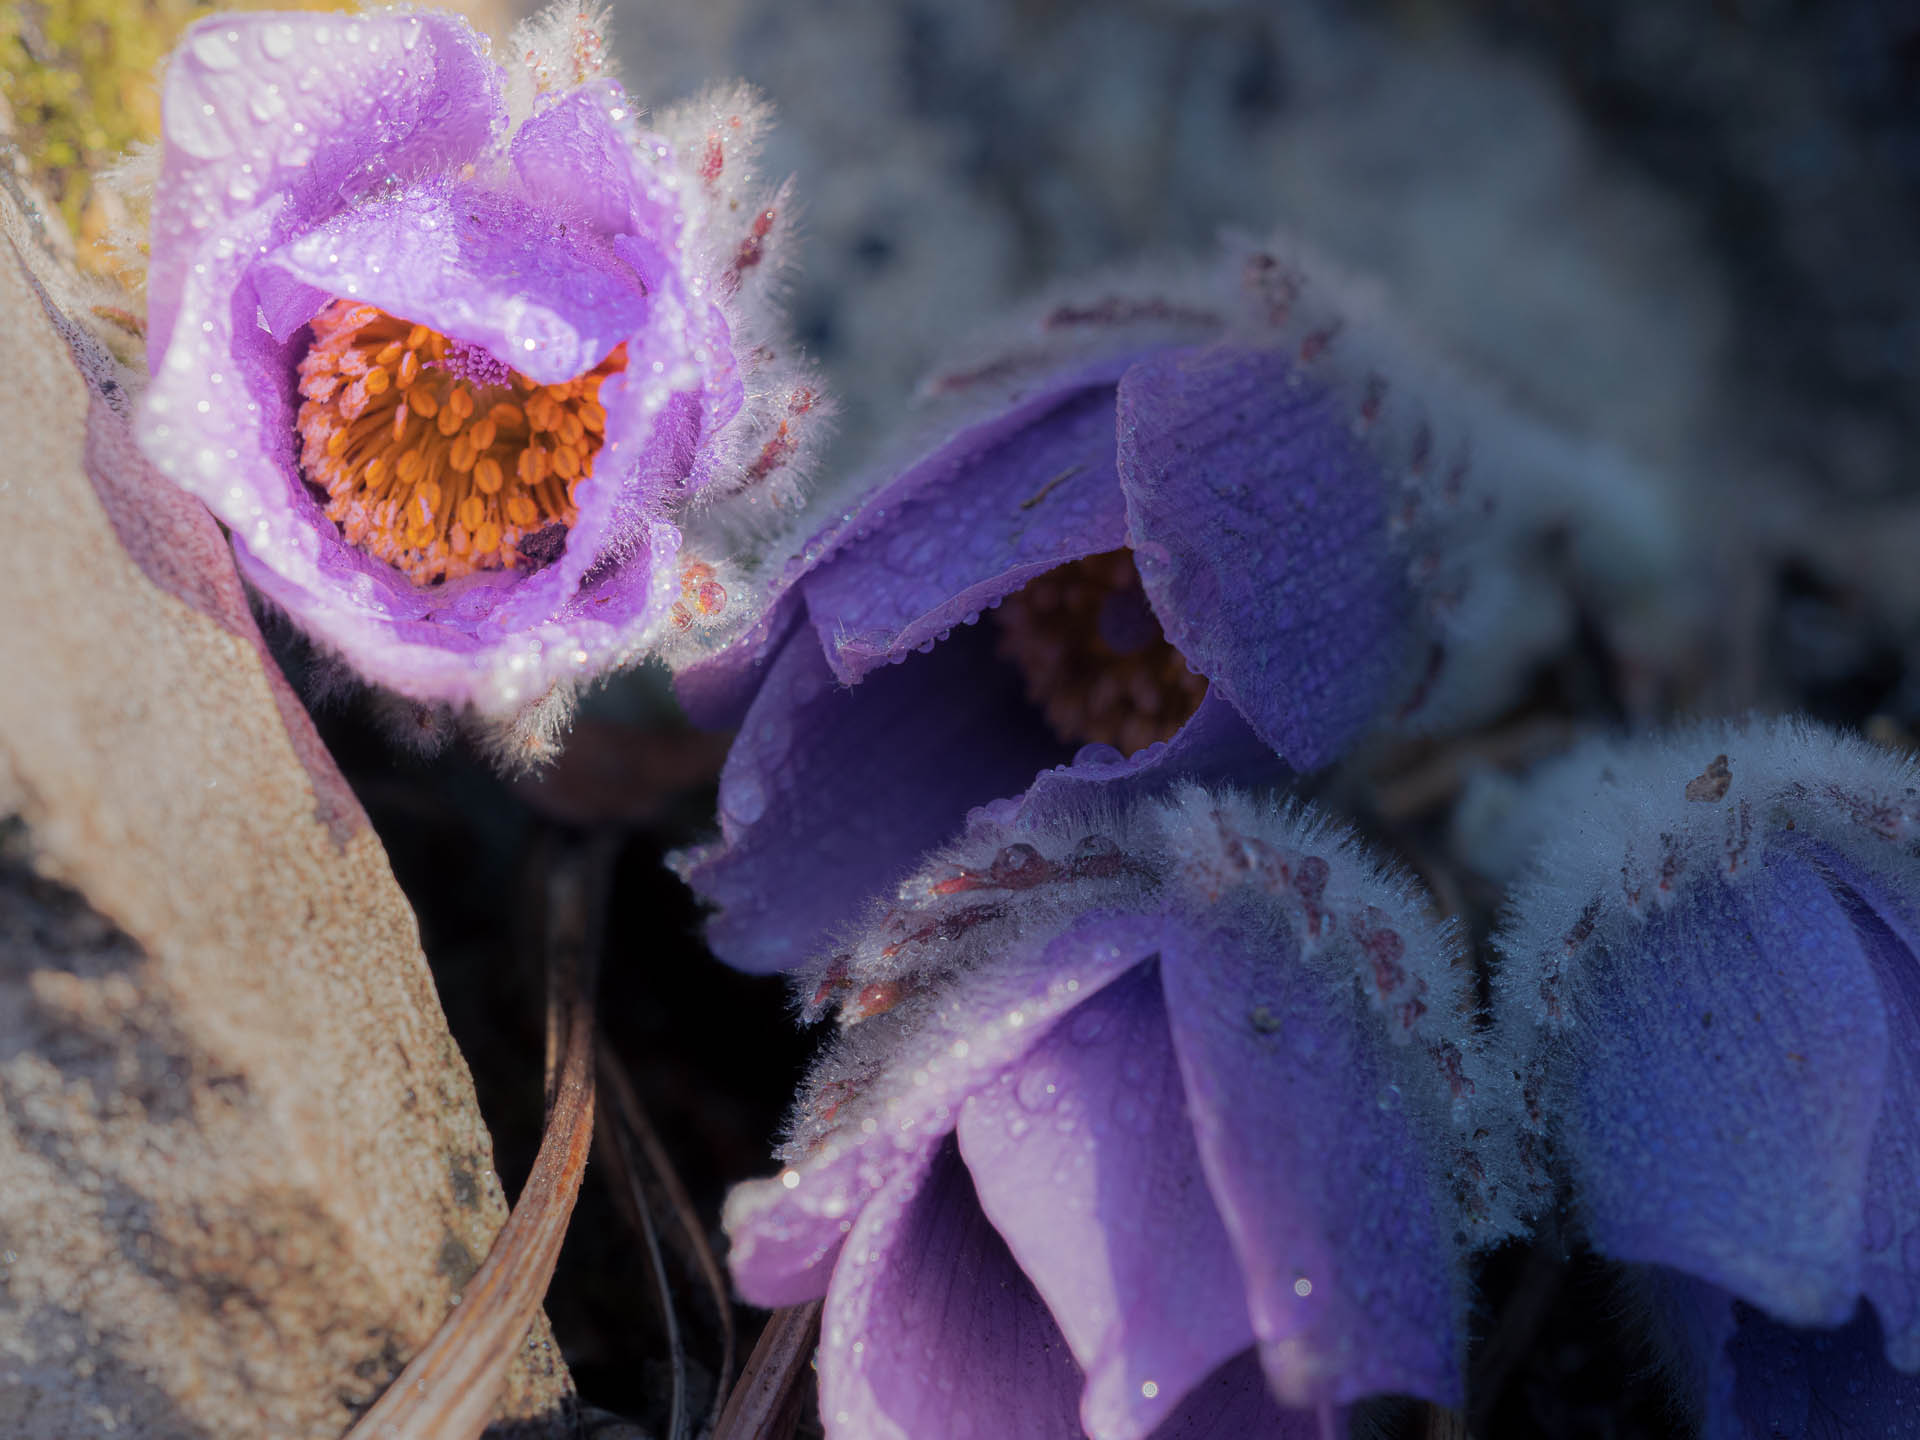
[136,3,822,724]
[724,785,1519,1440]
[1489,718,1920,1434]
[669,234,1669,973]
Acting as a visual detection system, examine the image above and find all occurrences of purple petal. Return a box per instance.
[725,918,1164,1306]
[801,372,1133,684]
[1157,915,1461,1408]
[261,181,649,385]
[957,962,1255,1440]
[992,687,1288,839]
[672,587,807,730]
[679,620,1070,974]
[1566,855,1887,1327]
[1788,844,1920,1369]
[512,83,665,245]
[1117,345,1411,770]
[1146,1352,1327,1440]
[817,1137,1086,1440]
[148,11,503,363]
[1722,1301,1920,1440]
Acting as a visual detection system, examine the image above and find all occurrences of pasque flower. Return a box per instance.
[1490,719,1920,1435]
[671,235,1678,972]
[136,4,822,722]
[725,786,1519,1440]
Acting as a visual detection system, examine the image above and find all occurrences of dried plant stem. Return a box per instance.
[711,1302,822,1440]
[596,1040,739,1437]
[345,836,608,1440]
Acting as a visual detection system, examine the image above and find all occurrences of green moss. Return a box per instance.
[0,0,345,264]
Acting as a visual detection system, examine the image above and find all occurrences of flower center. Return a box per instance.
[294,299,627,584]
[993,549,1207,754]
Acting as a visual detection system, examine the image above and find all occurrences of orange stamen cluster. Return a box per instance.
[994,549,1208,755]
[295,299,626,584]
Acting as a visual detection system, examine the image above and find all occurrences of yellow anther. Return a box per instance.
[295,299,624,583]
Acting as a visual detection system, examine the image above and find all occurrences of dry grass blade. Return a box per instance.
[1423,1405,1472,1440]
[712,1302,822,1440]
[345,837,608,1440]
[594,1093,688,1440]
[597,1039,739,1433]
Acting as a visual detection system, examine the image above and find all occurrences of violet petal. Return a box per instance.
[956,962,1255,1440]
[1157,913,1460,1409]
[147,11,504,363]
[802,373,1134,684]
[1145,1352,1327,1440]
[680,620,1070,974]
[1566,855,1887,1328]
[1117,345,1411,770]
[817,1137,1086,1440]
[261,181,649,386]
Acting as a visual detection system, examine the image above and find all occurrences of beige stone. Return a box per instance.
[0,177,572,1437]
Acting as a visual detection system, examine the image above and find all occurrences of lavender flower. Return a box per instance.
[671,235,1681,972]
[724,786,1519,1440]
[1489,719,1920,1434]
[136,4,822,728]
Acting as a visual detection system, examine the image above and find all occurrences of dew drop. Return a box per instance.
[259,23,296,59]
[191,31,240,69]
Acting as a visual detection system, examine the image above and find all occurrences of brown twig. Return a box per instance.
[345,835,608,1440]
[711,1302,822,1440]
[596,1038,739,1436]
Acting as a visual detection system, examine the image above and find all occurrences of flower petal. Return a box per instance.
[679,620,1070,974]
[817,1137,1086,1440]
[801,372,1132,684]
[725,919,1163,1306]
[261,182,648,385]
[148,11,503,362]
[957,962,1255,1440]
[1787,844,1920,1369]
[1117,345,1411,770]
[1565,855,1888,1328]
[998,687,1288,838]
[1722,1301,1920,1439]
[1145,1352,1326,1440]
[1157,914,1461,1408]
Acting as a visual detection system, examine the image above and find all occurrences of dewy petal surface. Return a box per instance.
[1117,345,1411,770]
[957,962,1255,1440]
[147,11,504,361]
[1566,855,1888,1327]
[1157,913,1460,1409]
[683,619,1070,974]
[817,1138,1085,1440]
[803,377,1131,683]
[261,183,650,386]
[726,917,1167,1308]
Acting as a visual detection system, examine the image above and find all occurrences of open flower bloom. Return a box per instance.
[1490,719,1920,1435]
[725,786,1519,1440]
[137,6,822,719]
[670,236,1680,972]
